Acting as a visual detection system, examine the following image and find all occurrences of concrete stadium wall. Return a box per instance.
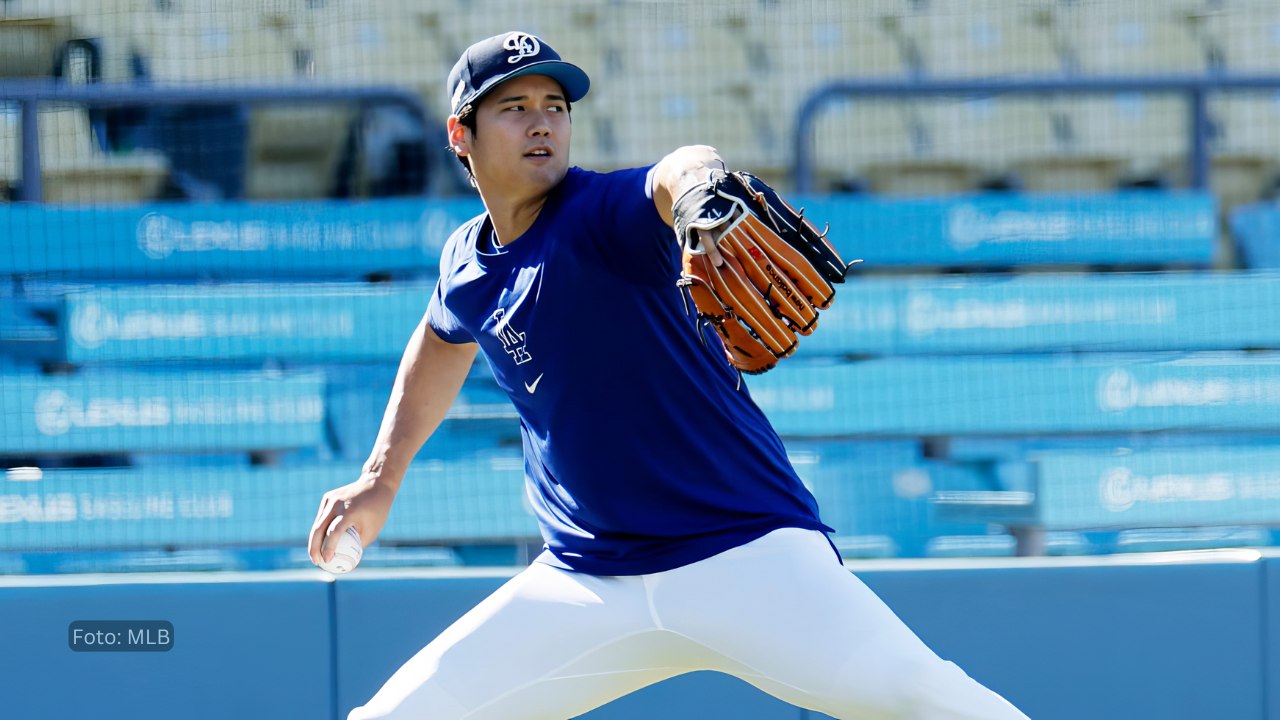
[2,552,1275,720]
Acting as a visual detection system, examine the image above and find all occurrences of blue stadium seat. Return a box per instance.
[0,367,326,455]
[0,451,532,558]
[799,270,1280,359]
[787,440,995,558]
[46,281,429,364]
[1231,202,1280,269]
[794,191,1216,269]
[0,198,479,279]
[750,352,1280,437]
[324,363,519,462]
[1112,526,1271,554]
[0,298,57,360]
[943,432,1280,464]
[936,446,1280,555]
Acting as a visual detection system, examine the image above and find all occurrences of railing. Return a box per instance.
[792,74,1280,194]
[11,76,1280,200]
[0,80,433,202]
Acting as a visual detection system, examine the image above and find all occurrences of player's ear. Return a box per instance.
[447,116,471,158]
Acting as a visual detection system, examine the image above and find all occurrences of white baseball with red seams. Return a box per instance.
[318,522,363,574]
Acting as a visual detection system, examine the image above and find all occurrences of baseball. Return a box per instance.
[317,520,363,574]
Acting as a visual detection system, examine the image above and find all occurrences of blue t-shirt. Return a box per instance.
[426,166,833,576]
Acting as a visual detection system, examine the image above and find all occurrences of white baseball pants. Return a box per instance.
[348,527,1029,720]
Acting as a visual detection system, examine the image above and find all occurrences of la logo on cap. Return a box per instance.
[504,32,541,63]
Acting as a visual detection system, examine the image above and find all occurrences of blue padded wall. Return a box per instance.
[0,574,333,720]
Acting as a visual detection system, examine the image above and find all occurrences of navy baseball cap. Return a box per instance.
[448,31,591,117]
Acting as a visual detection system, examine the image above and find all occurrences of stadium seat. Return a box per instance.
[862,159,982,197]
[751,353,1280,437]
[797,269,1280,357]
[1198,93,1280,210]
[0,453,534,558]
[790,441,998,558]
[746,0,912,185]
[48,281,429,364]
[748,0,908,108]
[944,432,1280,468]
[1010,155,1129,193]
[1053,94,1189,181]
[610,0,758,78]
[606,72,783,179]
[1053,3,1208,74]
[0,367,327,456]
[812,100,913,187]
[51,0,145,83]
[0,298,55,358]
[1230,194,1280,269]
[1113,526,1271,553]
[1211,94,1280,162]
[895,0,1062,77]
[244,105,355,200]
[920,96,1058,175]
[0,105,169,203]
[0,13,73,78]
[305,1,444,115]
[326,363,519,464]
[811,98,982,195]
[599,1,768,172]
[130,0,305,84]
[1198,3,1280,72]
[938,446,1280,555]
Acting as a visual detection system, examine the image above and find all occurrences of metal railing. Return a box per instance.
[792,74,1280,194]
[0,80,432,202]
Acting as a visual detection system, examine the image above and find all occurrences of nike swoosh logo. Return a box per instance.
[524,373,544,394]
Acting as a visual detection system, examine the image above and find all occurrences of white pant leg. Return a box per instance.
[651,528,1030,720]
[347,562,704,720]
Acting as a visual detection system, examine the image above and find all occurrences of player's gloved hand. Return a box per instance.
[673,169,855,374]
[308,473,398,567]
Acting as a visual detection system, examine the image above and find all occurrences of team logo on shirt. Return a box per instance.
[491,308,532,365]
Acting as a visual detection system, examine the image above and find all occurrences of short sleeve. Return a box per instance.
[424,277,474,344]
[569,166,677,284]
[424,220,481,345]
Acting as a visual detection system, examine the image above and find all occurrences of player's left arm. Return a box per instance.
[651,144,727,263]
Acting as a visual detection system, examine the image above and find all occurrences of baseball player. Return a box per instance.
[309,31,1030,720]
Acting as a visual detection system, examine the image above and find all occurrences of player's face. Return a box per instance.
[463,74,572,198]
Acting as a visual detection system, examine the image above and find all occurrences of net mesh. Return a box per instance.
[3,0,1280,572]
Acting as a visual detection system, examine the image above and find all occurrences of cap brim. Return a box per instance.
[466,59,590,111]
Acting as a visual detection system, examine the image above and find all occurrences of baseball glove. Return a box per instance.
[673,170,854,374]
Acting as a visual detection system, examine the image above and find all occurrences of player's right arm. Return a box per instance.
[651,144,727,266]
[308,315,478,565]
